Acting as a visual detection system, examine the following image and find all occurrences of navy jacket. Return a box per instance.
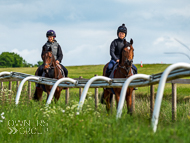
[41,40,63,63]
[110,38,127,61]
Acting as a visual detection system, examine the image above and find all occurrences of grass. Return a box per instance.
[0,64,190,142]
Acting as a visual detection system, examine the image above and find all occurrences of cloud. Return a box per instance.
[11,49,41,64]
[0,0,190,66]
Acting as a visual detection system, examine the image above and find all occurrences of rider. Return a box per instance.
[106,23,137,77]
[38,30,68,77]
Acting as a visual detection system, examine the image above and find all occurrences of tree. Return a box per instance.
[0,52,32,67]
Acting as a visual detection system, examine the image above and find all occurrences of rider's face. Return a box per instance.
[48,36,54,42]
[118,32,125,39]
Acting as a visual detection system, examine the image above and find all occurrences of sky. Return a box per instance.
[0,0,190,66]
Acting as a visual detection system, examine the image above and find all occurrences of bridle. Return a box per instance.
[44,52,54,69]
[118,56,133,78]
[44,51,62,79]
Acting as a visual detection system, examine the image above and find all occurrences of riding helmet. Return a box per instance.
[46,30,56,37]
[117,24,127,37]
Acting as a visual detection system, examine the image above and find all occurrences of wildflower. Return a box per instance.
[71,104,78,110]
[62,110,65,113]
[76,112,79,115]
[66,106,70,110]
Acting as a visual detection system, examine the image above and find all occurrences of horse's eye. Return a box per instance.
[127,46,130,50]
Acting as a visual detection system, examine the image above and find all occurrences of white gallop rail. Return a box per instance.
[151,62,190,133]
[116,74,151,119]
[15,76,40,105]
[46,78,78,105]
[77,76,112,114]
[0,71,11,77]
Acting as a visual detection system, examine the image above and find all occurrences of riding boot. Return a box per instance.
[105,68,112,77]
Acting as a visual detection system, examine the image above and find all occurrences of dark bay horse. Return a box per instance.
[102,39,134,114]
[33,47,64,102]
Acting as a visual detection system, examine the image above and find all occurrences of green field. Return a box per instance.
[0,64,190,142]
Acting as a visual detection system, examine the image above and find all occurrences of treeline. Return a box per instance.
[0,52,43,68]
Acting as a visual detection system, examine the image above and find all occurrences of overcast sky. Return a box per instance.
[0,0,190,66]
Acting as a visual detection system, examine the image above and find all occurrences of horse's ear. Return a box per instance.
[130,39,133,45]
[48,47,52,52]
[124,39,127,45]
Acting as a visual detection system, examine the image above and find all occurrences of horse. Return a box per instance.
[33,46,64,102]
[102,39,134,115]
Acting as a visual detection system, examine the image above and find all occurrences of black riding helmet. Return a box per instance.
[46,30,56,37]
[117,24,127,37]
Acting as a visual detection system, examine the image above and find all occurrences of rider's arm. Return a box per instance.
[41,45,46,61]
[110,40,118,61]
[57,44,63,63]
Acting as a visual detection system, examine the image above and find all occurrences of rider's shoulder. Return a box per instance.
[111,38,119,44]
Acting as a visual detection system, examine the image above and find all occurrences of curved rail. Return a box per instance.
[116,74,151,119]
[15,76,40,105]
[0,71,12,77]
[46,78,78,105]
[77,76,112,114]
[152,62,190,132]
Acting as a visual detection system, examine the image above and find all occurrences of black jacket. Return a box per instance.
[110,38,126,61]
[41,40,63,63]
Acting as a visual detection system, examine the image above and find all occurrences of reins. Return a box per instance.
[118,65,133,78]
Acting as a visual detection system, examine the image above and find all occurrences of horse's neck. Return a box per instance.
[54,63,63,79]
[115,63,132,78]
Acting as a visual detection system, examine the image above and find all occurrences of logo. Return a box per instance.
[8,120,48,134]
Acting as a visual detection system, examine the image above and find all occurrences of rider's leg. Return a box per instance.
[106,60,116,76]
[60,64,68,77]
[132,64,138,90]
[132,64,137,74]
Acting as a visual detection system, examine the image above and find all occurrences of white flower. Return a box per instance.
[1,112,4,116]
[76,112,79,115]
[62,110,65,113]
[66,106,70,110]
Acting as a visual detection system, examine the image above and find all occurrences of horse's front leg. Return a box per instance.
[114,88,121,110]
[54,87,62,103]
[103,89,111,112]
[126,88,133,115]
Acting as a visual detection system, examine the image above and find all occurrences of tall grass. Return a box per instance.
[0,64,190,142]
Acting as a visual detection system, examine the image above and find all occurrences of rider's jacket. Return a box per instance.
[110,38,129,61]
[41,40,63,63]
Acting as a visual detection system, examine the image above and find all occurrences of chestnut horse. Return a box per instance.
[33,47,64,102]
[102,39,134,114]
